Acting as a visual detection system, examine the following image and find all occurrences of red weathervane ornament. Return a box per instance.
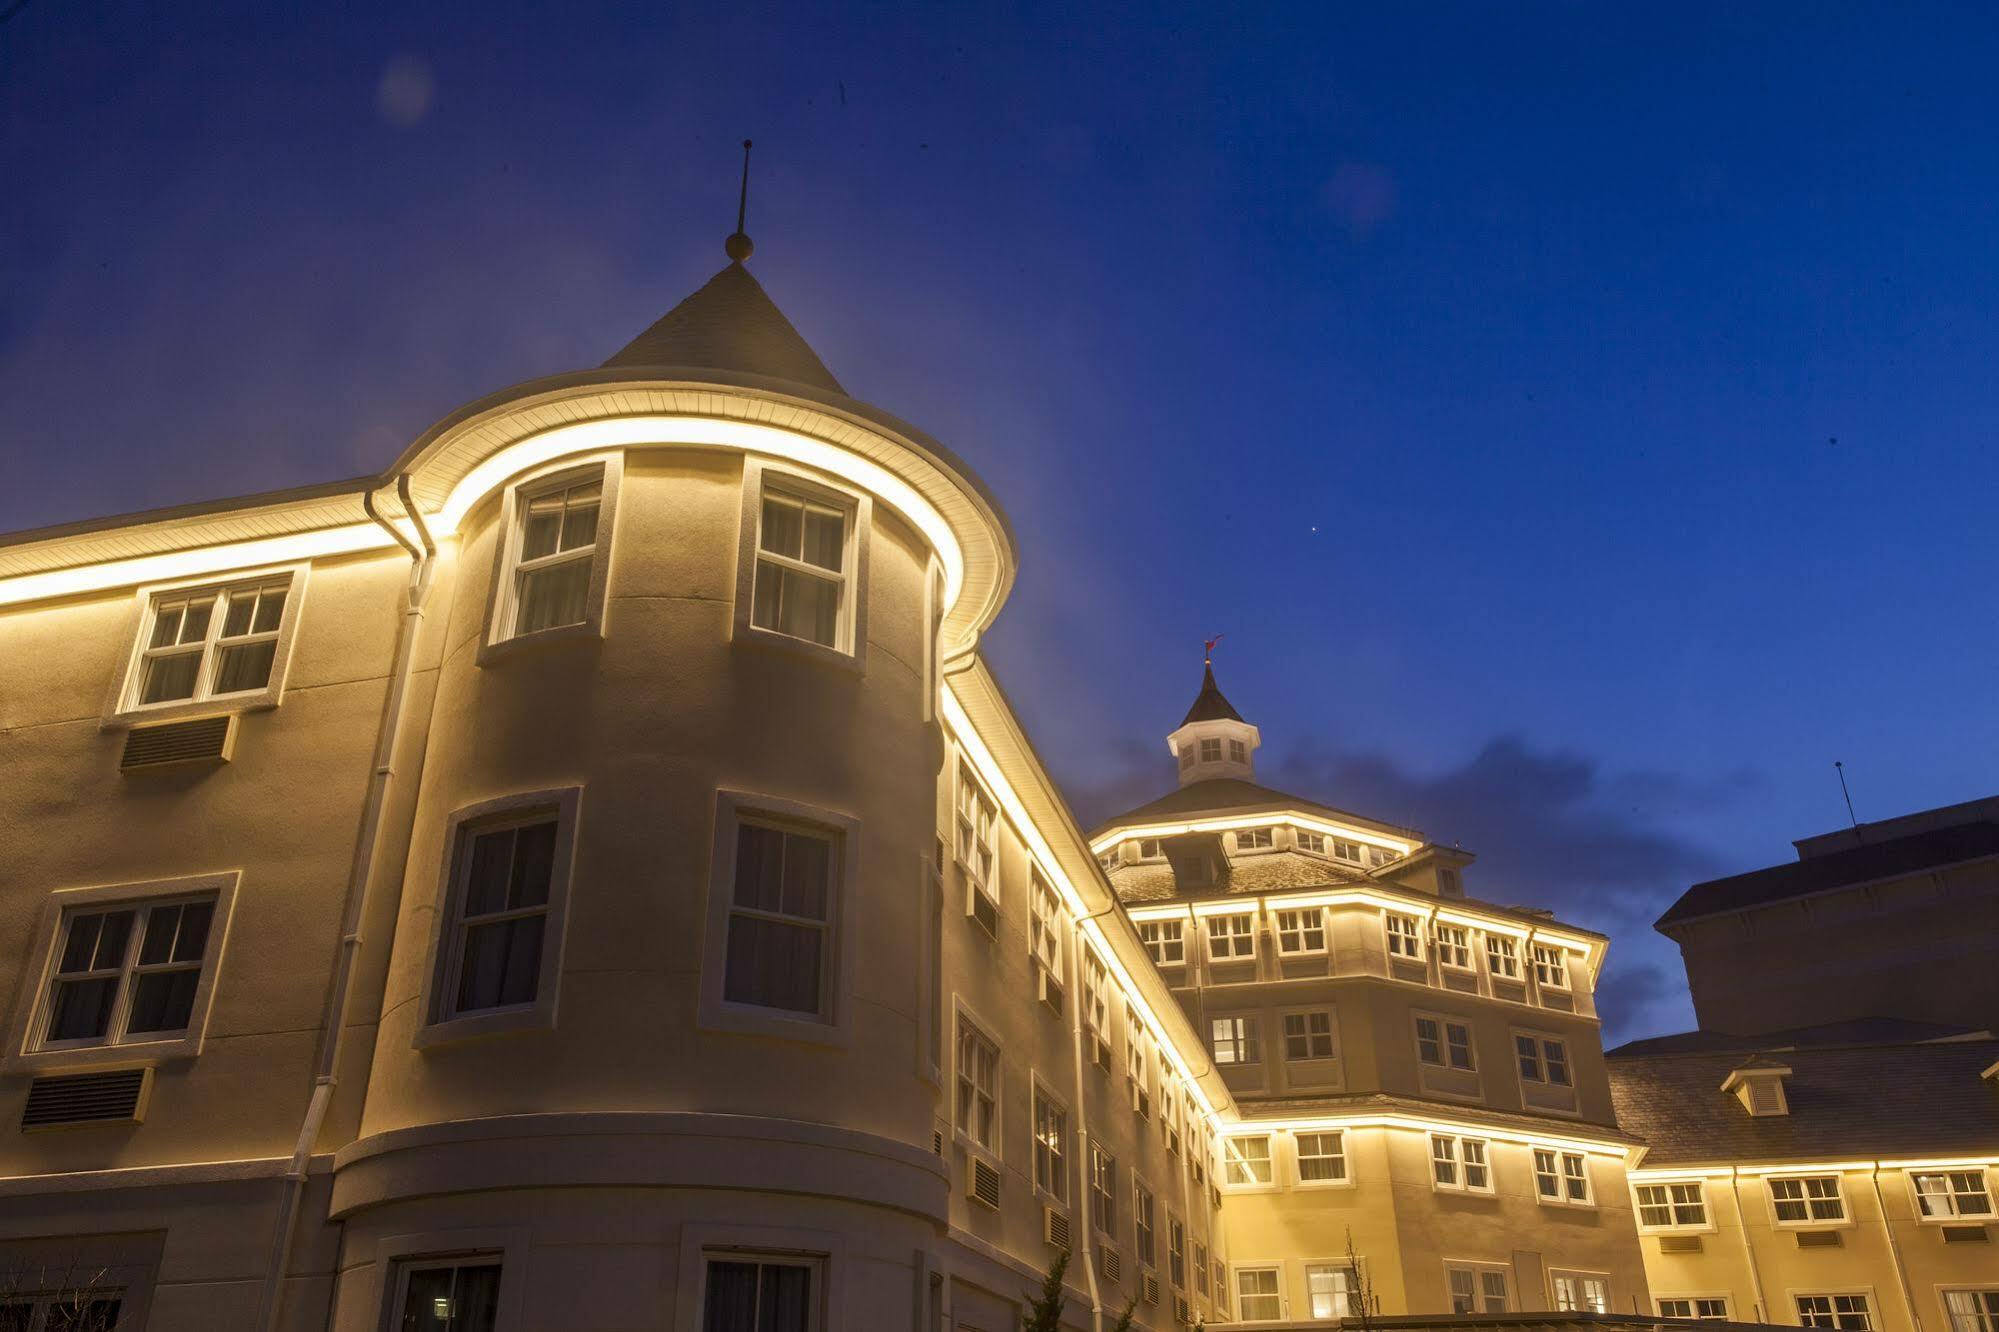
[1203,634,1224,666]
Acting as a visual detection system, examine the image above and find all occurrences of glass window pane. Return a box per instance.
[213,639,277,694]
[456,915,544,1011]
[44,1297,123,1332]
[520,497,565,560]
[559,495,600,551]
[58,913,107,973]
[252,586,288,633]
[751,561,783,632]
[508,821,557,909]
[149,603,184,648]
[173,901,214,963]
[775,568,839,646]
[704,1262,759,1332]
[222,591,256,637]
[128,967,200,1033]
[760,496,803,559]
[47,976,119,1042]
[781,832,830,920]
[724,916,822,1014]
[516,557,590,634]
[800,506,844,571]
[139,904,184,966]
[178,597,213,644]
[760,1264,812,1332]
[139,650,202,703]
[463,829,517,917]
[735,824,786,911]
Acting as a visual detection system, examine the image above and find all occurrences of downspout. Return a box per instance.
[1726,1167,1768,1323]
[1870,1164,1922,1332]
[1070,905,1117,1332]
[254,476,436,1332]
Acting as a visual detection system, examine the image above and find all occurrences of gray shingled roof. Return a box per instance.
[604,261,844,393]
[1657,820,1999,929]
[1607,1018,1987,1058]
[1607,1038,1999,1166]
[1181,664,1244,725]
[1094,777,1422,839]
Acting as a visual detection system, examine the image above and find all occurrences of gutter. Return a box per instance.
[253,477,437,1332]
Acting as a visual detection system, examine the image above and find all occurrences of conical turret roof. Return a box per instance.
[604,260,844,394]
[1181,663,1244,725]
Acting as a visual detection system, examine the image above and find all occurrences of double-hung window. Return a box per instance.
[1415,1016,1474,1070]
[0,1289,127,1331]
[1945,1291,1999,1332]
[1235,827,1273,851]
[1235,1268,1281,1322]
[1224,1135,1273,1187]
[1432,924,1471,970]
[1534,1149,1592,1204]
[1515,1034,1573,1086]
[1139,919,1184,966]
[1636,1181,1708,1228]
[1430,1135,1490,1192]
[1206,913,1255,961]
[1199,738,1222,762]
[1126,1007,1151,1114]
[1282,1010,1336,1061]
[1659,1298,1730,1320]
[1134,1181,1157,1267]
[1770,1176,1846,1224]
[1212,1015,1259,1066]
[954,765,999,926]
[1033,1086,1069,1202]
[1274,908,1325,955]
[127,573,296,710]
[1914,1171,1994,1219]
[1028,871,1064,991]
[1228,739,1248,763]
[704,1253,820,1332]
[722,818,836,1019]
[1447,1264,1509,1314]
[394,1257,503,1332]
[1168,1216,1187,1290]
[1384,914,1422,960]
[1082,949,1111,1066]
[1295,1131,1347,1183]
[1552,1273,1610,1313]
[1797,1295,1873,1330]
[954,1015,999,1151]
[1532,944,1569,989]
[1485,935,1520,978]
[435,810,563,1022]
[750,478,854,651]
[1307,1264,1357,1319]
[1090,1143,1117,1234]
[505,472,604,638]
[35,894,219,1051]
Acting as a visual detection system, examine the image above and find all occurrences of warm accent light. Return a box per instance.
[0,522,393,608]
[1091,814,1414,857]
[1221,1114,1631,1160]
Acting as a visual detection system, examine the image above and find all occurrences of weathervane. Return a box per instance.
[725,138,755,263]
[1203,634,1224,666]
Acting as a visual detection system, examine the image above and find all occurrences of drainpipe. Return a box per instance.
[1070,906,1118,1332]
[1726,1167,1768,1324]
[1870,1165,1922,1332]
[254,476,436,1332]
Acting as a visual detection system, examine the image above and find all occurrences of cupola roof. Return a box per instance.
[603,260,845,395]
[1181,662,1244,726]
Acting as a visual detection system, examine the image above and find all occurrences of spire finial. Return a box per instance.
[725,139,755,263]
[1203,633,1224,667]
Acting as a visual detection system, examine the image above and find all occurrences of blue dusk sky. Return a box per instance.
[7,3,1997,1043]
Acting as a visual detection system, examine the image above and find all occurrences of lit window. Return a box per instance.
[505,473,604,638]
[1552,1273,1610,1313]
[1199,738,1222,762]
[126,573,295,709]
[1235,826,1273,850]
[1206,913,1256,961]
[1090,1142,1118,1233]
[1660,1298,1730,1320]
[1126,1006,1151,1115]
[1139,919,1185,966]
[722,819,835,1018]
[438,813,560,1019]
[1447,1265,1509,1314]
[1637,1181,1708,1228]
[1212,1016,1260,1066]
[954,1016,999,1150]
[1028,871,1065,987]
[1516,1034,1573,1086]
[1384,914,1422,960]
[1533,944,1569,988]
[1235,1268,1281,1322]
[1295,831,1326,854]
[1224,1136,1273,1187]
[1534,1149,1593,1204]
[1332,839,1364,863]
[1213,1260,1228,1314]
[953,765,999,921]
[1033,1086,1068,1202]
[751,480,853,650]
[1771,1176,1846,1224]
[1307,1264,1357,1319]
[1134,1180,1156,1266]
[1296,1131,1347,1183]
[1282,1010,1336,1061]
[1944,1291,1999,1332]
[395,1257,502,1332]
[1431,1134,1491,1192]
[1432,923,1471,969]
[1228,739,1247,763]
[1485,935,1520,978]
[704,1254,820,1332]
[1915,1171,1993,1219]
[1797,1294,1873,1330]
[35,895,218,1051]
[1168,1216,1187,1290]
[1415,1016,1474,1070]
[1275,908,1325,954]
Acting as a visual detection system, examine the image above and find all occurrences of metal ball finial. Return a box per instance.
[725,231,754,262]
[726,138,755,263]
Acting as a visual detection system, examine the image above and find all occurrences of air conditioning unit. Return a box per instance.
[1043,1205,1071,1250]
[1942,1225,1990,1244]
[1174,1295,1193,1325]
[21,1068,150,1129]
[967,886,999,938]
[1142,1272,1160,1305]
[1658,1234,1703,1254]
[1098,1244,1121,1284]
[1795,1230,1842,1249]
[966,1157,1001,1210]
[121,715,232,771]
[1038,969,1065,1015]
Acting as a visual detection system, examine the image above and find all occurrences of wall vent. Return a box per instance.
[1942,1225,1990,1244]
[1037,969,1065,1016]
[967,887,999,939]
[932,1129,944,1156]
[1143,1273,1160,1305]
[1042,1205,1071,1250]
[22,1068,148,1129]
[1175,1296,1193,1325]
[965,1156,1000,1210]
[1658,1235,1704,1255]
[1098,1243,1121,1284]
[1795,1229,1843,1248]
[121,716,232,771]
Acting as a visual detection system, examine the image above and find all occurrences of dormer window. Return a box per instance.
[1234,827,1273,851]
[1332,839,1364,864]
[1367,846,1397,868]
[1384,913,1423,961]
[1722,1061,1792,1117]
[1169,851,1215,889]
[1295,831,1326,855]
[1178,746,1195,772]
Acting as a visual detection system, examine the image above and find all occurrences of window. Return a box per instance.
[1213,1261,1229,1313]
[1384,914,1422,960]
[1307,1264,1358,1319]
[1437,866,1462,894]
[1235,1268,1281,1322]
[394,1257,502,1332]
[1447,1264,1509,1314]
[125,572,297,711]
[704,1254,819,1332]
[1228,739,1247,764]
[1659,1298,1731,1321]
[1332,839,1364,863]
[1945,1291,1999,1332]
[1915,1171,1994,1219]
[1139,838,1162,858]
[1200,738,1222,763]
[1168,1216,1187,1290]
[1771,1176,1846,1224]
[1534,1149,1592,1204]
[1212,1016,1259,1066]
[1126,1007,1151,1114]
[1797,1295,1873,1330]
[1415,1016,1474,1070]
[1139,919,1184,966]
[1033,1086,1068,1202]
[1432,924,1471,969]
[35,895,217,1051]
[1552,1273,1610,1313]
[1367,846,1397,868]
[1295,831,1326,854]
[1161,1085,1181,1156]
[1135,1181,1157,1267]
[0,1290,125,1331]
[1485,935,1520,978]
[435,811,561,1020]
[954,1015,999,1150]
[1296,1131,1347,1183]
[723,818,836,1018]
[1097,848,1120,872]
[954,765,999,919]
[1178,745,1195,772]
[1206,913,1255,961]
[1533,944,1569,988]
[1089,1142,1118,1234]
[1274,909,1326,955]
[1235,827,1273,850]
[1430,1135,1490,1192]
[1224,1136,1273,1187]
[1515,1034,1572,1086]
[749,475,857,652]
[502,471,606,639]
[1028,871,1064,987]
[1194,1244,1209,1295]
[1637,1181,1709,1229]
[1082,948,1111,1064]
[1282,1010,1336,1061]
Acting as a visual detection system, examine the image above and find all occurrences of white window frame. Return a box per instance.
[1089,1140,1118,1235]
[416,787,581,1047]
[1445,1261,1511,1314]
[1233,1264,1283,1323]
[1032,1078,1070,1205]
[1769,1174,1849,1228]
[1274,907,1327,956]
[1635,1179,1713,1232]
[1125,1006,1151,1115]
[1549,1270,1612,1314]
[1134,1175,1157,1270]
[1295,830,1327,855]
[387,1254,510,1332]
[1432,922,1473,970]
[1168,1213,1187,1292]
[954,763,1001,926]
[1306,1260,1362,1320]
[953,1001,1001,1159]
[1485,934,1520,979]
[1796,1292,1877,1330]
[1199,737,1223,763]
[6,872,240,1073]
[1532,943,1571,990]
[1280,1008,1338,1064]
[732,457,871,667]
[1910,1168,1995,1222]
[697,789,860,1047]
[1082,946,1112,1067]
[1212,1014,1260,1067]
[1414,1013,1476,1071]
[1943,1290,1999,1332]
[1293,1130,1350,1187]
[1029,869,1066,992]
[370,1226,528,1332]
[108,563,310,723]
[1514,1031,1575,1087]
[1657,1295,1732,1321]
[481,455,622,658]
[1205,912,1256,962]
[1234,826,1274,851]
[1533,1148,1596,1207]
[1223,1135,1275,1191]
[1384,912,1424,962]
[1429,1134,1493,1194]
[1138,918,1185,967]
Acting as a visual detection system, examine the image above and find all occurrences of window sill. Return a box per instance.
[475,618,604,668]
[414,1003,556,1050]
[6,1040,185,1075]
[733,621,867,675]
[698,999,848,1048]
[102,695,274,731]
[1293,1176,1357,1192]
[1771,1220,1854,1233]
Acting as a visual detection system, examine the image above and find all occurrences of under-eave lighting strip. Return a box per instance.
[1091,813,1413,857]
[1219,1112,1631,1160]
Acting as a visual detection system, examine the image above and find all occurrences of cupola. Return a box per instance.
[1165,656,1261,786]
